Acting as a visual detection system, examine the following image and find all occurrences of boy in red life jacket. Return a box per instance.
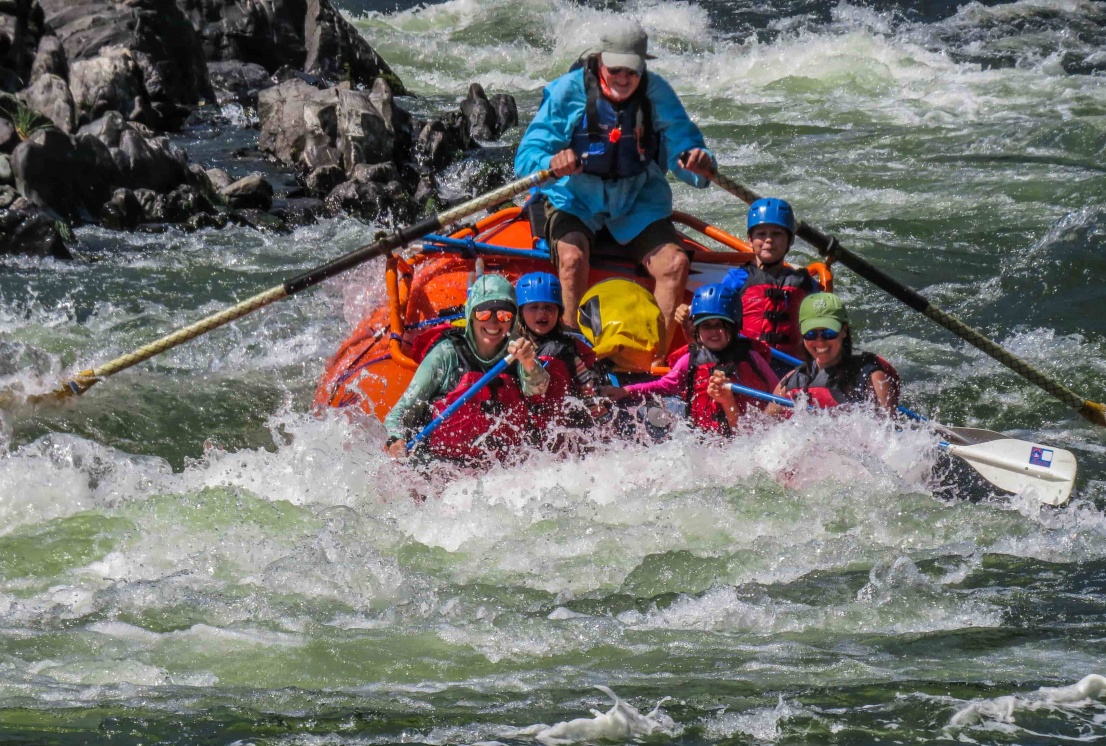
[600,283,778,435]
[769,292,900,413]
[720,198,821,375]
[384,275,550,465]
[515,272,608,431]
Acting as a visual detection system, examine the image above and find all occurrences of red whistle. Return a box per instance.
[608,128,622,144]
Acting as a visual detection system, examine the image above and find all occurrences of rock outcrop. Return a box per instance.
[180,0,406,96]
[40,0,213,130]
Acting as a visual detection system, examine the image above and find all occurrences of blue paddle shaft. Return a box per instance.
[729,383,794,408]
[408,354,516,450]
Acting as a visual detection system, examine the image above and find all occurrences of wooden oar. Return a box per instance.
[16,170,551,405]
[729,383,1077,506]
[406,354,516,451]
[711,170,1106,428]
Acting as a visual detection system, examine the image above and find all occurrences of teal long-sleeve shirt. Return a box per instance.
[384,342,550,441]
[514,67,715,244]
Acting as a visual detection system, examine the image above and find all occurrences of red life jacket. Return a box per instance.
[684,341,774,435]
[737,265,816,358]
[528,332,599,429]
[784,351,900,409]
[425,332,530,463]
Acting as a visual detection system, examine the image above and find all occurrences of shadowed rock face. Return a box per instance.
[178,0,407,95]
[0,0,519,254]
[40,0,213,130]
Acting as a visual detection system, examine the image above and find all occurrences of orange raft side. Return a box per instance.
[313,207,833,421]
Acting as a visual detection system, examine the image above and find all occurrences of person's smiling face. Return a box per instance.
[804,325,846,368]
[599,59,642,101]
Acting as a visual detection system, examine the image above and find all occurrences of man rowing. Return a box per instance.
[514,19,716,362]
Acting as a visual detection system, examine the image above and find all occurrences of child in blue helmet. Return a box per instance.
[515,272,606,431]
[720,197,821,374]
[601,283,777,435]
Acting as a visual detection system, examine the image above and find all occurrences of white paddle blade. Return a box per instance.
[944,439,1078,506]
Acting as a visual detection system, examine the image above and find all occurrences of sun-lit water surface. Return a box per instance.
[0,0,1105,743]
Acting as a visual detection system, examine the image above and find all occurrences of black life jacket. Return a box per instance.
[784,351,900,409]
[569,55,660,180]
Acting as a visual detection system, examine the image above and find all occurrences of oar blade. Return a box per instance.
[945,439,1077,506]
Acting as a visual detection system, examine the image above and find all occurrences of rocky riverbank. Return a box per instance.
[0,0,518,259]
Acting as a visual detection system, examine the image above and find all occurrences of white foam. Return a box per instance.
[513,685,677,745]
[950,674,1106,728]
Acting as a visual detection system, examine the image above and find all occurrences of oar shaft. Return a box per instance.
[710,170,1106,428]
[60,170,552,397]
[68,285,288,392]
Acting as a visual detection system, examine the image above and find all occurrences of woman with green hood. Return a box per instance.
[384,274,550,463]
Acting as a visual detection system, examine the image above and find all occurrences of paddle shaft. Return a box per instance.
[407,354,517,450]
[711,171,1106,427]
[58,171,551,396]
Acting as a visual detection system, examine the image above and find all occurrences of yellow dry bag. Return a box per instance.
[577,278,664,373]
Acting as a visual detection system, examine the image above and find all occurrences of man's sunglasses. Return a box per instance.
[474,309,515,323]
[605,66,641,77]
[803,328,840,341]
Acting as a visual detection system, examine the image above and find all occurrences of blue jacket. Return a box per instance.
[515,68,715,244]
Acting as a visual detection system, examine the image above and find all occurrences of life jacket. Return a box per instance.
[784,351,900,409]
[569,55,660,180]
[737,265,815,358]
[424,331,530,463]
[683,341,774,435]
[528,332,599,429]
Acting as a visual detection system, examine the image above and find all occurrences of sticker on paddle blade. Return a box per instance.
[1030,447,1054,468]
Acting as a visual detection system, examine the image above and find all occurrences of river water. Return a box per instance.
[1,0,1105,743]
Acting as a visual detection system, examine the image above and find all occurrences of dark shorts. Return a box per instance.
[543,201,689,272]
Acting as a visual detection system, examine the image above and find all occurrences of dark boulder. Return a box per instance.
[99,187,143,230]
[325,178,381,217]
[271,196,324,227]
[305,163,344,195]
[490,93,518,133]
[0,0,49,86]
[19,72,75,132]
[0,207,71,259]
[29,33,67,82]
[10,126,80,220]
[206,60,272,105]
[0,116,15,152]
[220,173,273,210]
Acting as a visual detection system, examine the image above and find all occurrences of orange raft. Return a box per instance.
[313,205,833,421]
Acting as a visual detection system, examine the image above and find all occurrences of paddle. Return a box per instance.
[406,354,516,451]
[728,383,1077,505]
[710,170,1106,428]
[21,170,551,405]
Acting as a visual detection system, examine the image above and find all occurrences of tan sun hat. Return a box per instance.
[598,20,655,73]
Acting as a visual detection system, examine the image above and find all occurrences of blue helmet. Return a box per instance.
[747,197,796,236]
[516,272,563,309]
[690,283,737,326]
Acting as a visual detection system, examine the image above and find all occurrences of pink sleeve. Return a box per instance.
[624,353,689,398]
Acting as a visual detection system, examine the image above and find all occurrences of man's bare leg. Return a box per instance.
[642,241,691,358]
[555,232,591,328]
